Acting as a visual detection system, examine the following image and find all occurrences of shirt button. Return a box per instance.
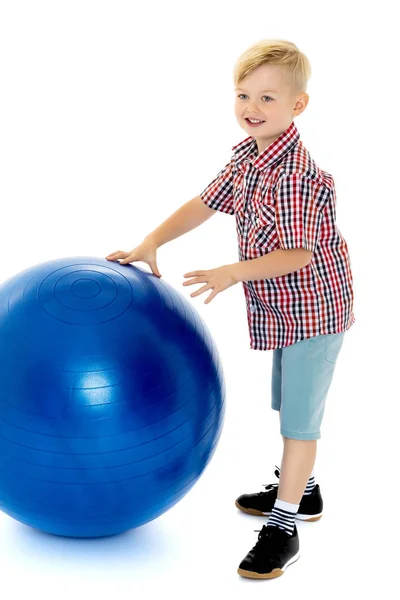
[237,186,242,191]
[250,304,256,313]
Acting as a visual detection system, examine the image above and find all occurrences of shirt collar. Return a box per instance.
[231,120,300,172]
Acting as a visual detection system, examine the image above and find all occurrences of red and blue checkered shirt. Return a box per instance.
[200,121,355,350]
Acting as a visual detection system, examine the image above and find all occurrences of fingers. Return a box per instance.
[204,290,217,304]
[106,251,122,258]
[183,271,204,278]
[183,276,206,286]
[190,283,210,297]
[105,251,125,261]
[150,262,162,278]
[119,255,132,264]
[105,250,162,278]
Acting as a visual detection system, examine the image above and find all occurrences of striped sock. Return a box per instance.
[266,498,299,536]
[303,469,316,496]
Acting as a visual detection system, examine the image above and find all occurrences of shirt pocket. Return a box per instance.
[246,202,278,250]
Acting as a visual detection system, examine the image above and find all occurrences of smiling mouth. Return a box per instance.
[245,118,265,126]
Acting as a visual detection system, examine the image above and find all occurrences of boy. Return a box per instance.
[106,39,355,580]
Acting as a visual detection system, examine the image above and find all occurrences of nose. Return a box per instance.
[244,103,261,115]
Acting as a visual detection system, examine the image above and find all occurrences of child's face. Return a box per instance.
[234,64,308,154]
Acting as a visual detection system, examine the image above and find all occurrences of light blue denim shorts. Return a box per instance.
[271,332,346,441]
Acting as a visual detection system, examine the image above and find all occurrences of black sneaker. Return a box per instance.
[235,466,323,522]
[238,524,300,579]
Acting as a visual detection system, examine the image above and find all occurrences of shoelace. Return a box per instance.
[249,466,289,558]
[255,465,281,496]
[250,525,286,558]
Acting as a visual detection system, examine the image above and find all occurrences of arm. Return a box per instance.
[147,195,216,248]
[182,248,313,304]
[229,173,325,282]
[228,248,313,283]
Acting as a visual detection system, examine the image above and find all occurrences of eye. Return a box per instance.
[237,94,273,102]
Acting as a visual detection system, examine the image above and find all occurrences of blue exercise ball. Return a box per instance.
[0,257,225,538]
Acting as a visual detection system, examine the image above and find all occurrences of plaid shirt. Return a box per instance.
[200,121,355,350]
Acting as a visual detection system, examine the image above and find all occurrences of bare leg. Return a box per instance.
[277,437,317,504]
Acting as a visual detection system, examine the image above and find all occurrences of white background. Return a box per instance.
[0,0,398,597]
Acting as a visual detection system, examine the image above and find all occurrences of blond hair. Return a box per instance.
[233,39,312,96]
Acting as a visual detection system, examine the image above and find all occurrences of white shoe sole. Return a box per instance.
[283,549,301,571]
[237,549,301,579]
[295,511,323,521]
[236,500,323,522]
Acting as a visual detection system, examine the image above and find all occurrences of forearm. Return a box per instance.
[228,248,312,282]
[147,196,216,248]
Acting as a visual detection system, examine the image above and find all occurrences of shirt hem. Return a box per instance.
[249,317,356,351]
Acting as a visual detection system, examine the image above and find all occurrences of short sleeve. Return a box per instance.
[274,173,328,252]
[199,161,234,215]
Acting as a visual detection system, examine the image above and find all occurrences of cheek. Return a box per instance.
[234,104,244,118]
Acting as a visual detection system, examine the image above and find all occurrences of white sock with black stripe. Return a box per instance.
[303,469,316,495]
[266,498,299,536]
[276,464,316,496]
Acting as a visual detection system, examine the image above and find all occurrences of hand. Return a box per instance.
[105,236,162,278]
[182,265,238,304]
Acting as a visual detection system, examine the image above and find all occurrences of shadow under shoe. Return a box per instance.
[235,466,323,522]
